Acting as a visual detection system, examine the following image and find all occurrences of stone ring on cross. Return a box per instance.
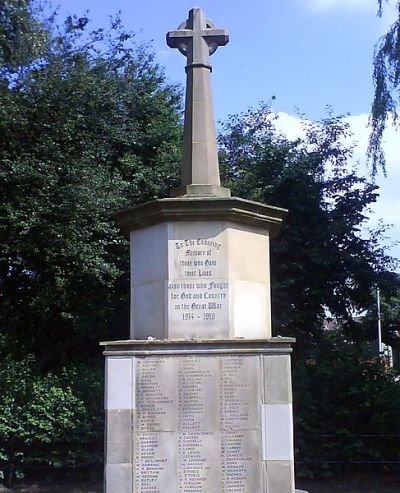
[175,18,221,56]
[166,8,229,68]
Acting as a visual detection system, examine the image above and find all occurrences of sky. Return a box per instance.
[56,0,400,262]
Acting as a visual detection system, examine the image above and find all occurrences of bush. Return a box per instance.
[0,348,103,487]
[294,331,400,477]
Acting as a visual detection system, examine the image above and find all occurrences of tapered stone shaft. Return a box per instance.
[167,8,230,197]
[183,51,219,186]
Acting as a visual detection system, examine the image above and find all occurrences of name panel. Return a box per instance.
[134,354,262,492]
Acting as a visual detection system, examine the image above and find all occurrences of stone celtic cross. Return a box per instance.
[167,7,228,68]
[167,8,230,198]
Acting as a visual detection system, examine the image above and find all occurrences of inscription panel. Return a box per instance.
[134,355,262,493]
[168,234,229,336]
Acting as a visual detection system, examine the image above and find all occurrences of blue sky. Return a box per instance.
[56,0,400,261]
[57,0,393,120]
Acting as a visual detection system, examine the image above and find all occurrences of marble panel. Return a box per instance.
[131,223,169,285]
[167,278,230,339]
[135,357,178,432]
[177,356,220,432]
[178,431,222,492]
[262,404,294,461]
[227,225,269,283]
[105,358,134,411]
[134,431,177,493]
[219,355,261,430]
[230,279,271,338]
[221,430,263,493]
[132,281,165,340]
[168,221,228,279]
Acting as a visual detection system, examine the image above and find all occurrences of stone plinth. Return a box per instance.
[114,197,287,340]
[102,338,296,493]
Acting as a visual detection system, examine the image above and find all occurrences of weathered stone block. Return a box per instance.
[263,355,292,404]
[105,410,133,464]
[104,463,132,493]
[265,460,295,493]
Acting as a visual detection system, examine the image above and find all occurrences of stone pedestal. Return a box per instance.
[114,197,286,340]
[102,338,296,493]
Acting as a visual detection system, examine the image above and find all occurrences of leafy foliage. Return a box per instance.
[0,8,182,484]
[1,3,399,486]
[0,0,49,70]
[361,272,400,349]
[294,331,400,477]
[379,277,400,348]
[219,106,395,344]
[0,10,182,367]
[369,0,400,174]
[0,336,103,487]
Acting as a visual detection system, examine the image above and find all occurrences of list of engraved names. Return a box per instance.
[134,355,262,493]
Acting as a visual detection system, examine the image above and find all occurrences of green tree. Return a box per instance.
[0,0,49,69]
[0,8,182,485]
[379,276,400,348]
[0,336,103,488]
[361,272,400,349]
[219,108,400,476]
[0,12,182,368]
[369,0,400,173]
[219,106,395,345]
[294,330,400,477]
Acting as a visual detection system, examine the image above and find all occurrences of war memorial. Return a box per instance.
[101,7,305,493]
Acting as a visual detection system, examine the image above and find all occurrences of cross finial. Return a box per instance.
[167,8,231,198]
[167,8,229,70]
